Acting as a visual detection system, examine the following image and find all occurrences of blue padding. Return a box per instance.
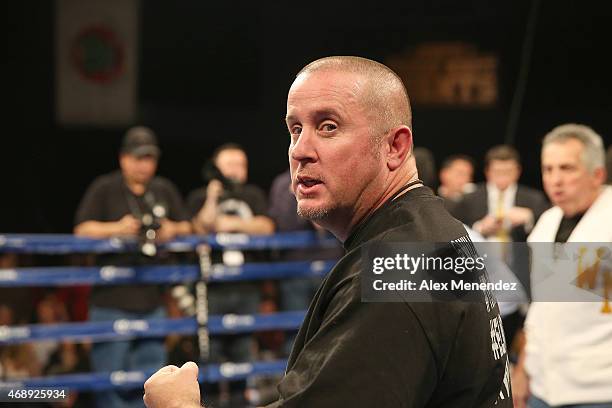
[0,231,339,253]
[208,310,306,335]
[0,311,306,344]
[0,234,139,254]
[208,259,335,281]
[0,317,197,344]
[0,260,334,286]
[0,265,201,287]
[202,231,339,250]
[202,359,287,383]
[0,360,288,391]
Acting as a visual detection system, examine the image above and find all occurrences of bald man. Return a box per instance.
[144,57,512,407]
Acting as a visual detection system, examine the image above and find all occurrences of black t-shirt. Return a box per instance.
[186,183,268,219]
[74,170,189,313]
[267,187,512,407]
[75,171,188,225]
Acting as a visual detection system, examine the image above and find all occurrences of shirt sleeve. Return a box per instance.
[245,185,268,216]
[74,177,108,225]
[271,277,438,407]
[186,188,206,218]
[160,180,189,222]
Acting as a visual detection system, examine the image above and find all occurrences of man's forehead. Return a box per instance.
[451,159,472,168]
[291,69,364,91]
[288,70,366,99]
[216,149,247,163]
[287,71,365,111]
[489,159,519,168]
[123,153,157,161]
[542,140,584,160]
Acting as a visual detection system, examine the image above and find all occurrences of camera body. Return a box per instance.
[201,161,238,192]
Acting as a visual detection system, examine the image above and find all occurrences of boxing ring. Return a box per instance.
[0,232,338,392]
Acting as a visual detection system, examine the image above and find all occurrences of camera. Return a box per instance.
[201,161,239,192]
[139,203,166,257]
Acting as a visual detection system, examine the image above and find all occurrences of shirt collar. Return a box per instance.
[343,186,434,252]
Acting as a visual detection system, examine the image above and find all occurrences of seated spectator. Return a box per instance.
[74,126,191,408]
[437,154,476,212]
[0,343,40,380]
[0,295,40,381]
[0,304,12,326]
[453,145,548,242]
[44,341,94,408]
[44,341,89,376]
[33,291,69,370]
[0,254,34,326]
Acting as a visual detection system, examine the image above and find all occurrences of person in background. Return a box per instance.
[187,143,274,235]
[187,143,273,407]
[74,125,191,408]
[453,145,548,243]
[0,302,41,381]
[606,145,612,184]
[452,145,549,348]
[438,154,476,213]
[32,292,69,372]
[512,124,612,408]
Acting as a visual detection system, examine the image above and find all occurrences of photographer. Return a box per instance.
[186,143,273,406]
[74,126,191,408]
[188,143,274,235]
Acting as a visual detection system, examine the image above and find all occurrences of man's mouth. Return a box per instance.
[296,176,323,193]
[552,191,565,199]
[299,176,321,186]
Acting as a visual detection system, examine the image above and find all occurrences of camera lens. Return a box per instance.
[141,241,157,257]
[142,214,153,226]
[153,205,166,218]
[145,229,157,240]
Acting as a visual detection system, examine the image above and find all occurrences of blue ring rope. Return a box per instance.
[0,260,335,287]
[0,311,307,345]
[0,359,288,391]
[0,231,336,391]
[0,231,339,253]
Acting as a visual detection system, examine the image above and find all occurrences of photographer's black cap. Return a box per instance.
[121,126,161,158]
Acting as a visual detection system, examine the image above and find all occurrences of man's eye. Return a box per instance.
[290,126,302,136]
[321,123,337,132]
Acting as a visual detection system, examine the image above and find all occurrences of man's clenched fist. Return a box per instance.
[143,361,202,408]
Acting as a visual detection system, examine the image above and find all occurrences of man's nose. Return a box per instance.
[548,169,563,185]
[290,129,317,163]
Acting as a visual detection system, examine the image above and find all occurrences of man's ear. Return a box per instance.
[593,166,606,185]
[386,126,413,171]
